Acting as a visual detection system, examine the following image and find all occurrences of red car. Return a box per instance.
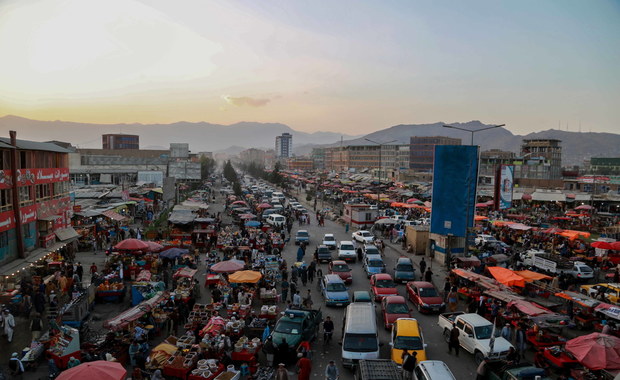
[406,281,445,313]
[328,260,352,284]
[370,273,398,302]
[381,295,411,329]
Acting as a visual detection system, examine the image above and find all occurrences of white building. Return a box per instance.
[275,133,293,158]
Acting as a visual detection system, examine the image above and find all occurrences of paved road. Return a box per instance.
[275,191,480,380]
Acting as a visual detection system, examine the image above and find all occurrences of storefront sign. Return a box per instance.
[40,233,56,248]
[16,169,35,185]
[20,204,37,224]
[34,168,70,184]
[37,196,71,221]
[0,211,15,233]
[0,170,13,190]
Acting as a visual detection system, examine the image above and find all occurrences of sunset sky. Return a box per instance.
[0,0,618,135]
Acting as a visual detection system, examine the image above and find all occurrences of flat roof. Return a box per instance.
[344,303,376,333]
[0,137,71,153]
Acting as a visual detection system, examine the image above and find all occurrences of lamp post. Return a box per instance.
[365,138,397,207]
[442,124,505,255]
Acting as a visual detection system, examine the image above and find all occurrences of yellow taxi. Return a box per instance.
[581,283,620,304]
[390,318,427,365]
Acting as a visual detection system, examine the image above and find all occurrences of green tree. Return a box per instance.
[200,156,216,180]
[233,181,242,196]
[223,160,237,183]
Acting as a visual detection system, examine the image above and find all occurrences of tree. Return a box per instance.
[200,156,216,180]
[233,182,242,196]
[223,160,238,183]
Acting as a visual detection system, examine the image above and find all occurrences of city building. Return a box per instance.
[409,136,461,172]
[311,148,325,170]
[519,139,562,180]
[285,157,314,171]
[591,157,620,175]
[239,148,267,167]
[275,133,293,158]
[0,132,75,281]
[102,134,139,150]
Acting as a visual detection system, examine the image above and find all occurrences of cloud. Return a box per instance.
[223,95,270,107]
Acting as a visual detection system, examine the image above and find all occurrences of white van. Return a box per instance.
[341,303,381,369]
[272,191,285,203]
[266,214,286,227]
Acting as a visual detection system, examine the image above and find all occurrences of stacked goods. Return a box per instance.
[97,280,124,291]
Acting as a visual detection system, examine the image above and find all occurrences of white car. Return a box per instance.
[474,234,499,246]
[338,241,357,262]
[352,230,374,244]
[322,234,337,250]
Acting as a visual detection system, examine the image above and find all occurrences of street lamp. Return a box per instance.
[442,124,505,145]
[442,124,505,256]
[365,138,397,206]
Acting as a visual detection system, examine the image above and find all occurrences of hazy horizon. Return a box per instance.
[1,0,618,136]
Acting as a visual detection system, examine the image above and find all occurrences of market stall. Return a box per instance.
[47,325,81,369]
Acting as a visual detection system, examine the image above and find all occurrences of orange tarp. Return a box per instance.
[487,267,526,287]
[475,215,489,221]
[228,270,262,283]
[514,270,552,282]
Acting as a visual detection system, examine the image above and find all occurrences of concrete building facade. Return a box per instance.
[275,133,293,158]
[409,136,461,172]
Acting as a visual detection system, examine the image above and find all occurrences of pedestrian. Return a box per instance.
[281,280,289,304]
[419,257,427,275]
[293,291,302,307]
[297,246,304,262]
[501,323,512,341]
[295,352,312,380]
[289,282,297,303]
[302,289,313,308]
[263,337,276,367]
[308,261,316,283]
[476,358,489,380]
[514,324,526,359]
[30,312,43,341]
[3,309,15,343]
[277,339,290,366]
[356,247,363,261]
[402,351,417,380]
[76,262,84,282]
[443,278,452,302]
[424,268,433,283]
[90,262,98,276]
[448,322,460,356]
[447,287,458,312]
[275,363,289,380]
[300,266,308,286]
[8,352,24,380]
[325,360,339,380]
[291,266,298,284]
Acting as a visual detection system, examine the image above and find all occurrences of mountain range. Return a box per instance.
[1,115,618,166]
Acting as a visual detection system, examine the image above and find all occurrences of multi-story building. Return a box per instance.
[275,133,293,158]
[410,136,461,172]
[311,148,325,170]
[285,157,314,171]
[240,148,266,167]
[591,157,620,175]
[0,132,74,279]
[102,134,139,150]
[519,139,562,180]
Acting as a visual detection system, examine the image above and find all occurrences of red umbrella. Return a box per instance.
[114,238,149,251]
[541,227,564,234]
[145,241,164,252]
[211,259,245,273]
[521,193,532,200]
[57,361,126,380]
[239,213,257,219]
[575,204,593,210]
[406,198,420,203]
[591,241,613,250]
[565,333,620,370]
[257,203,272,209]
[232,200,247,205]
[611,241,620,251]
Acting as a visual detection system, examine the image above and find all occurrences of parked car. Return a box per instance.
[320,274,350,307]
[390,318,427,365]
[363,244,381,257]
[363,255,386,278]
[295,230,310,245]
[406,281,445,313]
[370,273,398,301]
[353,291,373,303]
[338,241,357,262]
[352,230,375,244]
[394,257,416,283]
[328,260,353,284]
[474,234,499,246]
[413,361,456,380]
[381,295,411,329]
[316,245,333,263]
[322,234,337,250]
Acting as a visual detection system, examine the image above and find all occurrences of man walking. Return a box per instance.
[448,322,460,356]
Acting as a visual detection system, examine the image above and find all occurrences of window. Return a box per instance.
[19,186,33,206]
[36,184,51,201]
[456,320,465,330]
[53,182,69,198]
[464,325,473,336]
[0,189,12,212]
[23,224,33,239]
[0,231,8,248]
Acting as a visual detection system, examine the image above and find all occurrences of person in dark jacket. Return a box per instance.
[448,322,460,356]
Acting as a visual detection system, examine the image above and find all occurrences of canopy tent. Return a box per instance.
[555,291,600,309]
[173,267,198,279]
[594,303,620,321]
[103,291,168,331]
[565,333,620,370]
[513,270,552,282]
[487,267,526,287]
[228,270,262,283]
[507,299,552,317]
[451,268,506,291]
[557,229,591,240]
[245,221,261,227]
[102,210,128,222]
[57,361,126,380]
[257,203,272,209]
[114,238,149,251]
[591,241,614,250]
[144,241,164,252]
[168,210,197,225]
[373,218,397,225]
[211,259,245,273]
[159,248,189,259]
[475,215,489,221]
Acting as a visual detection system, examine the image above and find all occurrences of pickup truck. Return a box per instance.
[437,312,513,364]
[271,308,322,350]
[484,361,551,380]
[356,359,402,380]
[530,255,593,279]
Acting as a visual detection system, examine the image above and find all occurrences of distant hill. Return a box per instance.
[0,115,358,153]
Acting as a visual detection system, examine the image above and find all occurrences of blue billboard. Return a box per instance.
[430,145,479,238]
